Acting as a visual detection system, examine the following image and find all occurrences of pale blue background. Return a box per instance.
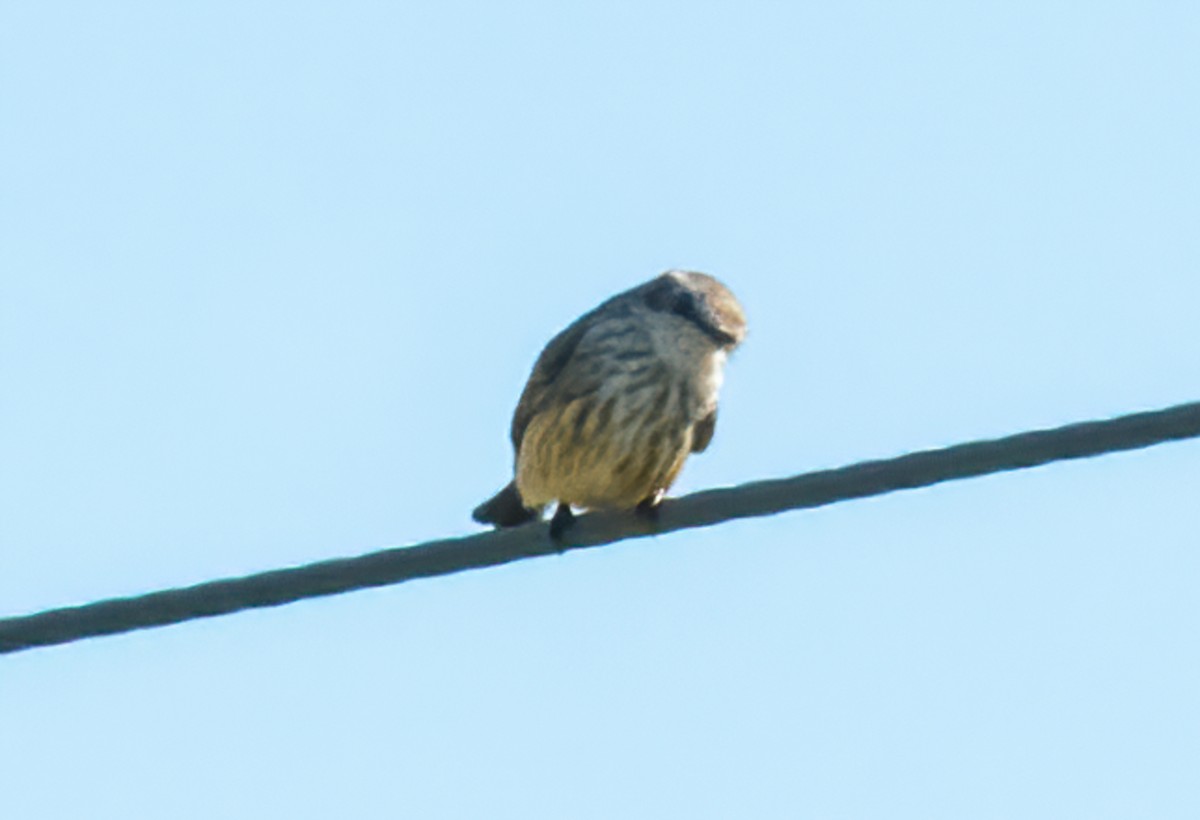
[2,3,1198,818]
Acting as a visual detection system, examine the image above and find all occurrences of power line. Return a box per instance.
[2,400,1198,656]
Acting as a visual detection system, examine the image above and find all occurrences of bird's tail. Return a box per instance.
[472,481,539,527]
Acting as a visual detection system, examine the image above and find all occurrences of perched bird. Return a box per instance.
[473,270,747,539]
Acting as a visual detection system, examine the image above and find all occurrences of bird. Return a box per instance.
[472,270,747,540]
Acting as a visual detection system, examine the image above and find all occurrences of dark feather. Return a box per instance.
[509,296,636,451]
[472,481,538,527]
[691,408,717,453]
[510,312,598,451]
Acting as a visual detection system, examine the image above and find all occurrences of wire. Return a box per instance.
[2,400,1198,655]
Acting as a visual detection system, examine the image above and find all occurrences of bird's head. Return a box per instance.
[640,270,747,350]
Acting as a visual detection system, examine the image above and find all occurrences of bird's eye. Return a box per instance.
[642,281,674,311]
[671,293,697,320]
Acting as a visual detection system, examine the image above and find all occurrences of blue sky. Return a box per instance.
[2,3,1198,817]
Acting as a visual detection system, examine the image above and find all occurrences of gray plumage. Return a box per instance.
[473,270,746,530]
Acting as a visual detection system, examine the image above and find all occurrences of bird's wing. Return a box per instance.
[691,407,717,453]
[510,308,608,451]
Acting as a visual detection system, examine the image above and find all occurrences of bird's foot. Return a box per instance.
[548,503,576,547]
[635,491,665,526]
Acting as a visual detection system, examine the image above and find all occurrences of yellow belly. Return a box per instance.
[516,393,691,510]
